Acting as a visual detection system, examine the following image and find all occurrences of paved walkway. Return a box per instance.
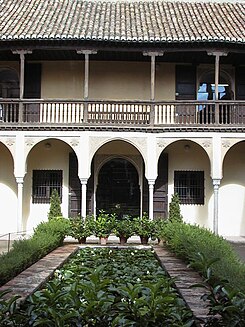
[0,241,209,326]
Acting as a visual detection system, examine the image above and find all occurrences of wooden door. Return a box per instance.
[153,153,168,218]
[69,152,81,217]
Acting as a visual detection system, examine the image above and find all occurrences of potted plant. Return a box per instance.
[133,213,154,244]
[94,210,116,245]
[153,217,167,245]
[114,216,134,245]
[68,214,95,244]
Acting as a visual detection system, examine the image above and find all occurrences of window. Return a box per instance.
[32,170,62,204]
[174,171,204,205]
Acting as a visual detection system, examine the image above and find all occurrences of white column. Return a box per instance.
[80,178,88,218]
[148,179,155,220]
[213,178,221,234]
[16,177,24,232]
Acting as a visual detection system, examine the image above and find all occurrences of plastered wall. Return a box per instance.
[23,139,71,231]
[166,140,213,229]
[219,142,245,236]
[41,61,175,100]
[0,143,17,234]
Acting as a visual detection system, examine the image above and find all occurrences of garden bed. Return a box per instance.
[2,246,195,326]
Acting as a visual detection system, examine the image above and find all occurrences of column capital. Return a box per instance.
[212,178,221,187]
[12,50,32,57]
[80,178,88,185]
[16,177,24,184]
[207,51,228,57]
[148,179,155,186]
[76,49,97,55]
[143,51,164,57]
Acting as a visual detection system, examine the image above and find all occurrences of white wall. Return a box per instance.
[166,140,213,230]
[0,143,17,234]
[23,139,71,231]
[219,141,245,236]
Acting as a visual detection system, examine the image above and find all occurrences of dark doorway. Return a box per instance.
[68,152,81,217]
[96,158,140,218]
[153,153,168,218]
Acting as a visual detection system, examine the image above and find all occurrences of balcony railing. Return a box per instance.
[0,99,244,127]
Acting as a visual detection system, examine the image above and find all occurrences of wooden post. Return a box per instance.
[143,51,164,126]
[207,51,228,124]
[77,50,97,123]
[12,50,32,123]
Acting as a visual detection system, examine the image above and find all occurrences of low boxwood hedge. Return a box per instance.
[159,221,245,291]
[0,218,69,287]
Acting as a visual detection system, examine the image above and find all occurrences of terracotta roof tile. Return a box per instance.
[0,0,244,44]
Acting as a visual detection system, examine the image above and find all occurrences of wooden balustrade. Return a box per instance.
[0,99,244,127]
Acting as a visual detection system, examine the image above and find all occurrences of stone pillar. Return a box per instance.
[148,179,155,220]
[213,178,221,234]
[80,178,88,218]
[16,177,24,232]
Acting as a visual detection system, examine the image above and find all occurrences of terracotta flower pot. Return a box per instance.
[140,236,149,245]
[99,236,108,245]
[119,236,128,245]
[78,237,87,244]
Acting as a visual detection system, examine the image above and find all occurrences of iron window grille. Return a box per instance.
[32,170,62,204]
[174,171,204,205]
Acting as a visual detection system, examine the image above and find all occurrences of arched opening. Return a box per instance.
[96,158,140,218]
[197,71,233,101]
[220,141,245,236]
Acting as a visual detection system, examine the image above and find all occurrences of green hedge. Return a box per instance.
[0,218,69,287]
[159,221,245,291]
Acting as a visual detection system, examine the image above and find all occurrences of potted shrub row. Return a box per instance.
[68,211,166,245]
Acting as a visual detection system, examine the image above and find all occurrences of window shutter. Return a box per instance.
[24,63,41,98]
[176,65,196,100]
[236,66,245,100]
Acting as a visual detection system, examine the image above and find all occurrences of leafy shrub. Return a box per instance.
[168,193,183,223]
[0,218,69,286]
[1,248,195,326]
[159,221,245,291]
[113,216,134,239]
[68,215,95,242]
[133,213,155,238]
[94,210,116,238]
[48,189,62,220]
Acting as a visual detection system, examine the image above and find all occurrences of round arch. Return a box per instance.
[96,157,140,218]
[0,141,17,233]
[89,136,147,169]
[158,139,212,227]
[219,140,245,236]
[197,69,233,101]
[24,138,79,229]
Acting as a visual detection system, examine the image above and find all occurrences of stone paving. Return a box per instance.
[0,241,209,326]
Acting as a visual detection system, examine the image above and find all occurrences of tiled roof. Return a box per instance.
[0,0,244,44]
